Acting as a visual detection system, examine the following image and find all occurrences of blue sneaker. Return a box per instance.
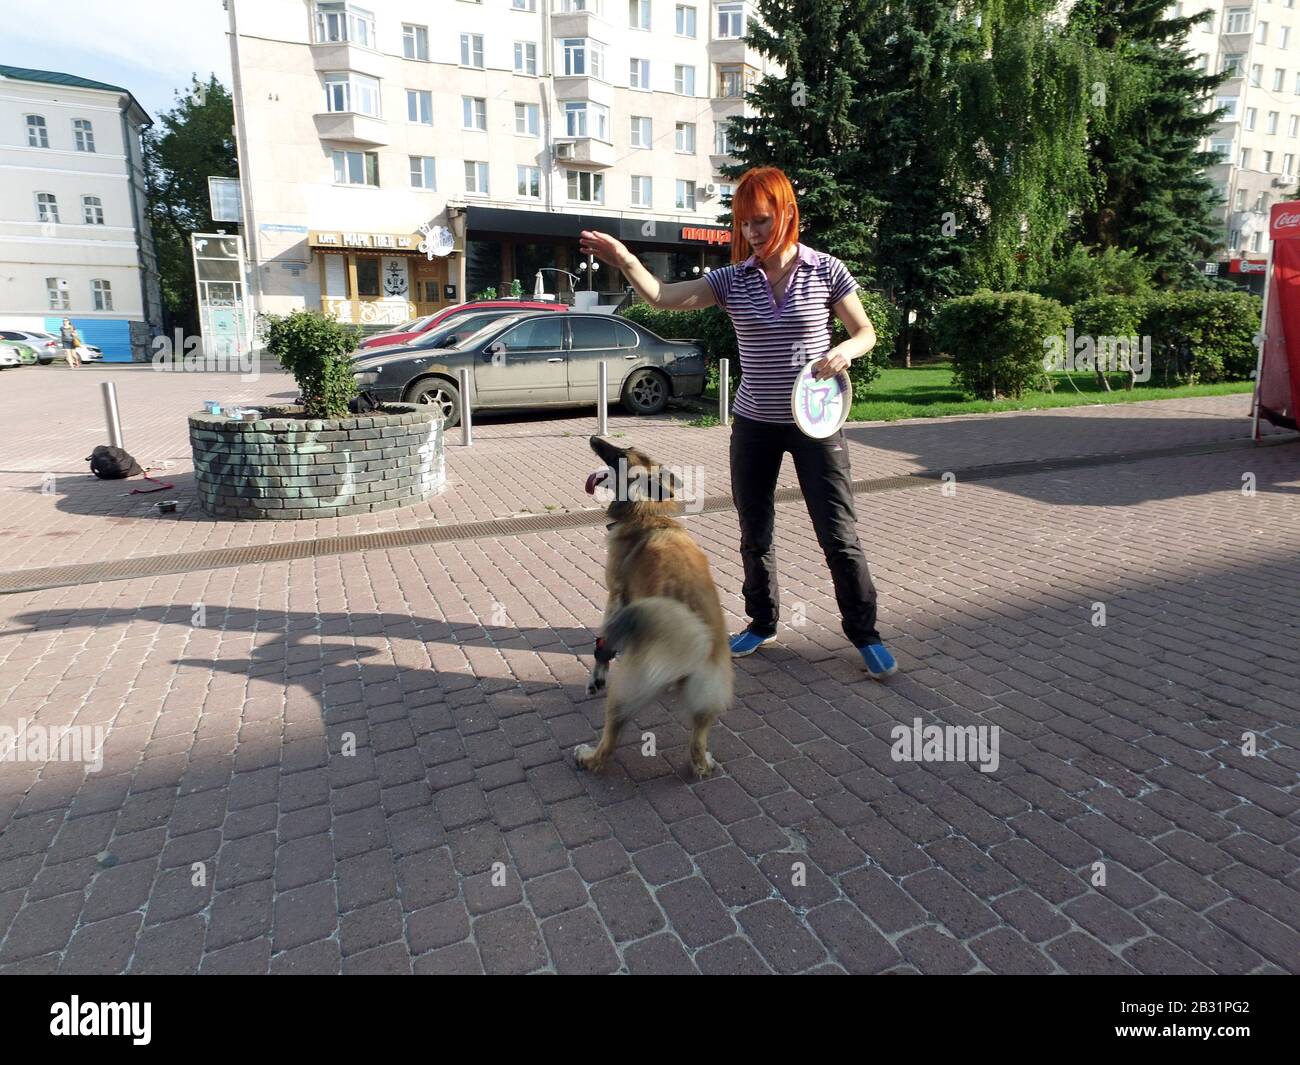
[730,629,777,657]
[858,642,898,679]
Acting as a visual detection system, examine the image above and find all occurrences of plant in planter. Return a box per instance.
[260,310,361,419]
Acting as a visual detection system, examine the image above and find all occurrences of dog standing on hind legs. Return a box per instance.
[576,436,733,780]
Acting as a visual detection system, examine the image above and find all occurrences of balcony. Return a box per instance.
[550,11,606,39]
[553,137,615,168]
[553,76,613,108]
[311,41,386,80]
[708,37,765,69]
[312,112,389,146]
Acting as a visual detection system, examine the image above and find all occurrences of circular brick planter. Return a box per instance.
[189,404,446,520]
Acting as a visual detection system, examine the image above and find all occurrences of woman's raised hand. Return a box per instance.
[579,230,632,270]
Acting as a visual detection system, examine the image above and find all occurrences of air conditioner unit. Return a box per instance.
[555,142,575,160]
[703,182,718,196]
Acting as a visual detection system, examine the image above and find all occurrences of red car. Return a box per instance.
[359,299,567,350]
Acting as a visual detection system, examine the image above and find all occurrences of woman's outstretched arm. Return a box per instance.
[579,229,718,311]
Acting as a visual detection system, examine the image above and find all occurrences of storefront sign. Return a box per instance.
[310,230,420,250]
[680,226,732,246]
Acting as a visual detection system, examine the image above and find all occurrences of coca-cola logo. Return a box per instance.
[1274,210,1300,229]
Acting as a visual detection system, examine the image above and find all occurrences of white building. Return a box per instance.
[1181,2,1300,258]
[227,0,780,325]
[0,65,162,359]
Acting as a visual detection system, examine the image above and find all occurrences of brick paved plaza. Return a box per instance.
[0,363,1297,974]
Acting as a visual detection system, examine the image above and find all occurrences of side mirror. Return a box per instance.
[438,335,460,348]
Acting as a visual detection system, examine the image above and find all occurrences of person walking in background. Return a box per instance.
[578,166,897,679]
[60,318,83,368]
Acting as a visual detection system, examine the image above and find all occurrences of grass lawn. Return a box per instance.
[701,363,1255,423]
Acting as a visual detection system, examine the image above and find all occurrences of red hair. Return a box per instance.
[728,167,800,265]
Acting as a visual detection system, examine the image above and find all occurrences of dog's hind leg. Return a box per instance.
[681,669,727,779]
[586,596,623,696]
[574,696,625,774]
[688,712,718,779]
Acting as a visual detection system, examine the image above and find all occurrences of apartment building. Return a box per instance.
[0,65,162,359]
[1182,1,1300,258]
[227,0,779,324]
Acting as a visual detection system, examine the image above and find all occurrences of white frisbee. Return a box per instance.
[791,361,852,438]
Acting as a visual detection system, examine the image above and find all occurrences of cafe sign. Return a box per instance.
[310,230,420,250]
[680,226,732,246]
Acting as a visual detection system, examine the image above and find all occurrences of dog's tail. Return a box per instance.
[603,597,712,689]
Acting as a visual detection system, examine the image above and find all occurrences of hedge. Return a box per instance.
[932,291,1071,399]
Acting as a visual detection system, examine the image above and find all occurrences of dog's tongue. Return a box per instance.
[585,469,608,495]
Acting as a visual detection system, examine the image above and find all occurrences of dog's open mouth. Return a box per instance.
[585,468,611,495]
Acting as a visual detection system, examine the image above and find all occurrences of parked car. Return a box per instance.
[0,329,102,362]
[351,311,706,427]
[358,299,568,350]
[0,346,22,369]
[3,341,38,365]
[351,310,529,363]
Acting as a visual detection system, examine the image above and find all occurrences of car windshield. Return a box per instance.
[453,314,530,350]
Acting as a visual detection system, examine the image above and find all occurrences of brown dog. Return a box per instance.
[577,436,733,779]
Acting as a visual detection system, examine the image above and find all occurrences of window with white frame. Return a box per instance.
[515,102,540,135]
[1225,8,1251,34]
[630,58,649,88]
[1235,188,1248,210]
[630,0,650,28]
[718,2,743,37]
[567,170,604,202]
[332,149,379,185]
[463,96,487,130]
[718,182,733,200]
[407,89,433,124]
[675,121,696,152]
[631,175,651,207]
[676,4,696,36]
[560,0,596,8]
[1264,149,1275,171]
[1245,106,1258,130]
[1255,191,1269,213]
[409,156,436,188]
[517,165,541,198]
[1286,153,1296,175]
[25,114,48,148]
[325,73,381,116]
[1251,63,1263,86]
[1215,95,1239,119]
[676,179,696,210]
[562,39,604,78]
[1276,68,1287,91]
[47,278,69,311]
[1291,114,1299,136]
[465,160,489,194]
[1269,110,1280,134]
[36,192,59,223]
[1284,26,1292,48]
[314,2,375,46]
[1229,227,1241,248]
[1258,20,1270,44]
[630,115,651,147]
[82,195,104,225]
[715,124,734,155]
[1194,54,1208,72]
[565,101,609,139]
[1240,147,1251,168]
[91,279,113,311]
[512,0,538,9]
[72,119,95,152]
[674,64,695,94]
[718,65,752,97]
[1210,139,1233,162]
[461,33,484,67]
[1222,54,1243,77]
[1252,230,1264,251]
[514,41,538,74]
[403,24,429,60]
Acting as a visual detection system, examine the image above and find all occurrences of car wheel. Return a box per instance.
[37,356,53,365]
[621,368,669,415]
[405,377,462,428]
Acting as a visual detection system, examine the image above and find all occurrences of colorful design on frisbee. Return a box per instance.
[791,362,851,438]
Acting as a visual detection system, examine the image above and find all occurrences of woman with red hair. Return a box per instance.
[579,166,896,679]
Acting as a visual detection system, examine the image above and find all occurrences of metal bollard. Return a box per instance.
[597,360,608,436]
[101,381,125,448]
[719,359,730,426]
[458,368,472,446]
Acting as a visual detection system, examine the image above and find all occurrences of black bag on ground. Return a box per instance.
[86,445,143,480]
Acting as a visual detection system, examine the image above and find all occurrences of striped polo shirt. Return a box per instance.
[704,242,860,424]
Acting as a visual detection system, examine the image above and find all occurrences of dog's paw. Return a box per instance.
[691,751,717,779]
[574,743,597,771]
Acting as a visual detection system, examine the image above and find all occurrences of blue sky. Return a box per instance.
[0,0,233,123]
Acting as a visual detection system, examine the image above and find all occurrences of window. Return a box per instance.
[36,192,59,223]
[462,96,487,130]
[674,64,695,95]
[465,160,489,194]
[1223,54,1244,77]
[314,2,375,47]
[91,279,113,311]
[1264,149,1275,171]
[1290,114,1298,136]
[514,41,538,74]
[1276,68,1287,91]
[498,316,564,351]
[1240,147,1251,168]
[1286,153,1296,175]
[517,165,541,198]
[332,149,379,185]
[1216,96,1239,119]
[1258,20,1270,44]
[1211,139,1233,162]
[630,58,649,89]
[562,39,604,78]
[409,156,436,189]
[26,114,48,148]
[1235,188,1248,210]
[1245,106,1257,130]
[407,89,433,124]
[718,2,743,37]
[402,24,429,60]
[718,182,733,200]
[570,317,626,350]
[675,121,696,152]
[567,170,604,202]
[630,115,652,147]
[1225,8,1251,34]
[560,0,595,9]
[718,65,752,98]
[46,278,69,311]
[1283,27,1292,48]
[325,73,380,116]
[1251,63,1263,86]
[631,175,651,207]
[1195,54,1208,72]
[82,195,104,225]
[676,4,696,36]
[72,119,95,152]
[461,33,484,67]
[565,101,608,139]
[1269,110,1280,134]
[1256,191,1269,214]
[630,0,650,28]
[715,125,734,155]
[356,258,380,297]
[515,102,540,135]
[512,0,538,8]
[676,179,696,210]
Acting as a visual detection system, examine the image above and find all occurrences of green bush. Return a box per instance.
[1139,290,1260,384]
[1067,295,1149,388]
[260,310,360,419]
[1035,245,1155,306]
[932,291,1071,399]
